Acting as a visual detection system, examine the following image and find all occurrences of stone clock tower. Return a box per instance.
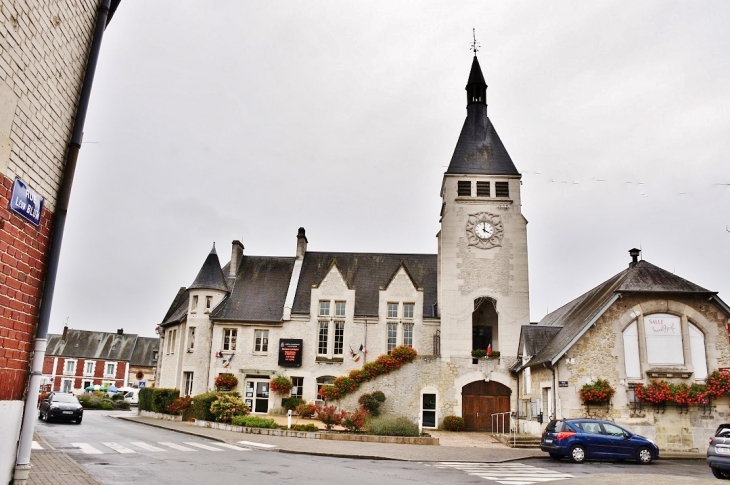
[437,55,530,361]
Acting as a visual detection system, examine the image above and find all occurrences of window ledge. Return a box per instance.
[645,367,692,379]
[315,357,344,364]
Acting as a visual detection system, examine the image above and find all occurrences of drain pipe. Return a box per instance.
[13,1,112,483]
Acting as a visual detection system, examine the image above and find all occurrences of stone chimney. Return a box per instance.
[230,240,244,278]
[296,227,308,260]
[628,248,641,267]
[117,328,124,335]
[61,325,68,341]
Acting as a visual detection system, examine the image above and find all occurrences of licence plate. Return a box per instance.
[544,439,552,444]
[717,447,730,454]
[62,411,73,414]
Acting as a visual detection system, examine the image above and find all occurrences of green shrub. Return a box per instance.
[290,423,319,432]
[110,393,124,401]
[210,394,249,423]
[282,397,304,411]
[138,387,153,411]
[442,415,465,432]
[99,399,114,410]
[367,415,420,437]
[192,391,241,422]
[115,400,131,410]
[358,391,386,417]
[151,388,180,414]
[231,415,278,428]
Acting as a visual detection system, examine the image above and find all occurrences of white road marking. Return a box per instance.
[101,442,136,454]
[215,443,251,451]
[431,462,573,485]
[31,441,42,450]
[158,442,196,451]
[130,442,167,452]
[183,442,223,451]
[72,443,104,454]
[237,440,277,448]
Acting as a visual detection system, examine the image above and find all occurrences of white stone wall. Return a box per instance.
[0,0,97,211]
[438,174,530,361]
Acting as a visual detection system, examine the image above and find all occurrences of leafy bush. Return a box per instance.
[290,423,319,432]
[110,393,125,401]
[282,397,305,411]
[151,388,180,413]
[358,391,386,417]
[367,415,420,437]
[341,407,369,432]
[231,415,278,428]
[166,396,194,417]
[315,405,346,430]
[99,399,114,410]
[214,373,238,391]
[270,375,293,395]
[442,415,465,432]
[295,402,316,418]
[192,391,240,421]
[78,395,128,410]
[210,394,249,423]
[138,387,153,411]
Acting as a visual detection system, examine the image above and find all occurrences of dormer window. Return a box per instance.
[476,181,490,197]
[457,181,472,197]
[495,181,509,198]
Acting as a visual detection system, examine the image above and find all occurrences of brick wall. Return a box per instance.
[0,0,99,402]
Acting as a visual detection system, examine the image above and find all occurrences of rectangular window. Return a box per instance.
[188,327,196,351]
[183,372,194,396]
[335,301,346,317]
[152,350,158,361]
[62,379,73,393]
[82,380,92,390]
[403,303,414,319]
[387,303,398,319]
[495,181,509,197]
[319,301,330,316]
[254,329,269,353]
[167,329,177,354]
[387,323,398,354]
[84,361,94,375]
[403,323,413,348]
[291,377,304,399]
[64,360,76,374]
[191,295,198,313]
[105,363,116,376]
[334,321,344,355]
[223,329,237,351]
[318,321,329,355]
[422,393,436,428]
[205,296,212,313]
[476,181,490,197]
[457,180,471,196]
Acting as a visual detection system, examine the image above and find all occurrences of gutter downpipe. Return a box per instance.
[13,1,111,483]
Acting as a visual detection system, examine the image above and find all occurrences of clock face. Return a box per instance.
[474,221,494,240]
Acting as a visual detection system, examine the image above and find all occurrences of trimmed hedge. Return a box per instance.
[367,415,420,437]
[139,388,179,413]
[139,387,153,411]
[192,391,240,421]
[231,415,278,429]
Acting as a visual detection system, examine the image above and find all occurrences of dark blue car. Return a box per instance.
[541,418,659,464]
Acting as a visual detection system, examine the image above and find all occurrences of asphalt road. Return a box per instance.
[34,410,718,485]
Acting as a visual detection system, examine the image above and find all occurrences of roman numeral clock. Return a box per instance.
[465,212,503,249]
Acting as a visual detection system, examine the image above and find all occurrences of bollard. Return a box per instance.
[287,409,292,429]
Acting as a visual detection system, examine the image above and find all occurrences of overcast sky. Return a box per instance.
[48,1,730,337]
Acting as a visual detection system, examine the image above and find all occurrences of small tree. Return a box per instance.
[214,373,238,391]
[315,404,346,430]
[295,402,316,418]
[342,407,369,432]
[358,391,386,417]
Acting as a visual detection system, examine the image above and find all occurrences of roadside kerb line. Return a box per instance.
[237,441,277,448]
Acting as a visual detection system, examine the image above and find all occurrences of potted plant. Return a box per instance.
[269,375,293,396]
[471,349,487,359]
[579,379,615,405]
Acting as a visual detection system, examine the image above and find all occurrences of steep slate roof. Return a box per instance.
[46,330,139,361]
[446,56,519,176]
[211,256,296,322]
[130,337,159,366]
[189,245,229,292]
[524,259,724,369]
[161,287,189,325]
[292,252,438,318]
[517,325,563,358]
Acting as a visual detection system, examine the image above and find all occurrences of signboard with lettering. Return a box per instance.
[9,178,43,226]
[643,313,683,365]
[278,339,303,367]
[559,381,569,387]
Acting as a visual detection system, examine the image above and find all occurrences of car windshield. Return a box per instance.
[52,394,79,403]
[717,427,730,438]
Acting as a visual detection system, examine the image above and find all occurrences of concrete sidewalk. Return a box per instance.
[28,433,102,485]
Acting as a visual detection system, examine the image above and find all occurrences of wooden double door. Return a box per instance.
[462,381,511,431]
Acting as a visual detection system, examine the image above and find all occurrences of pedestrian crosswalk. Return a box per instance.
[430,462,574,485]
[60,440,276,455]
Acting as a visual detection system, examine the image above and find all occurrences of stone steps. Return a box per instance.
[492,433,542,448]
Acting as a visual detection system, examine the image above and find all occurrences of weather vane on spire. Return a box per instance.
[470,28,480,55]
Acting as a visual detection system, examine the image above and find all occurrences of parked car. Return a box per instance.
[38,392,83,424]
[540,418,659,464]
[707,423,730,479]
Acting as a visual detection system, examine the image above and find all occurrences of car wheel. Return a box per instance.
[75,417,82,424]
[711,467,730,479]
[570,445,586,463]
[38,410,43,419]
[549,453,562,461]
[636,446,653,465]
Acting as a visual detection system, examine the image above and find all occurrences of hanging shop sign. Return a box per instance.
[278,339,303,367]
[9,177,43,226]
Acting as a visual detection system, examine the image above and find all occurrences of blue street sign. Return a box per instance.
[138,381,146,388]
[9,178,43,226]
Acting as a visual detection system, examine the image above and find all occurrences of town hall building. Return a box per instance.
[155,54,730,451]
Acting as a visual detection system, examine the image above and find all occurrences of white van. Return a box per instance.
[123,389,139,405]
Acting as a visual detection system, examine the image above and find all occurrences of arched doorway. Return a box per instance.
[473,297,498,353]
[462,380,511,431]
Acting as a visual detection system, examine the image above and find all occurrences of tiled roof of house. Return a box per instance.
[46,330,139,361]
[130,337,159,366]
[517,325,563,358]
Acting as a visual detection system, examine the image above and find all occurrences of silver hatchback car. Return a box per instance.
[708,424,730,479]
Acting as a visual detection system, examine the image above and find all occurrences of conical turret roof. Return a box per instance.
[189,244,229,292]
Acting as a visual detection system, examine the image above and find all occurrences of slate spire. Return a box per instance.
[446,55,519,176]
[189,243,229,292]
